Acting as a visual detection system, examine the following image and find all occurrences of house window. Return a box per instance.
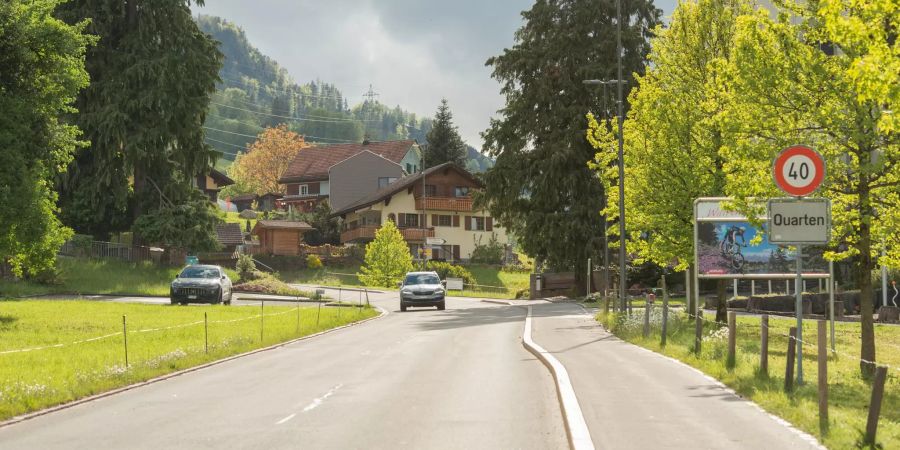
[424,184,437,196]
[437,215,452,227]
[299,184,309,196]
[454,186,470,197]
[471,217,485,231]
[406,163,412,173]
[378,177,397,189]
[399,213,418,228]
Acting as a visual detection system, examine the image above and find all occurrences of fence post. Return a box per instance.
[785,327,797,392]
[122,315,129,368]
[817,320,828,433]
[316,299,322,326]
[864,366,888,446]
[604,296,610,315]
[760,315,769,376]
[204,312,209,354]
[727,311,736,368]
[296,299,301,334]
[643,295,651,338]
[364,288,370,307]
[260,299,264,343]
[694,313,703,354]
[661,287,669,347]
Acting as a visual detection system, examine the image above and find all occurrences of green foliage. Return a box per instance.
[0,0,93,277]
[306,254,323,270]
[480,0,660,279]
[232,272,312,297]
[55,0,223,243]
[132,193,222,252]
[469,233,504,265]
[425,99,467,168]
[425,261,475,285]
[235,254,259,282]
[301,201,341,246]
[358,221,413,287]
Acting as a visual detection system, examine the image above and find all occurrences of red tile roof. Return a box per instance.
[279,140,417,183]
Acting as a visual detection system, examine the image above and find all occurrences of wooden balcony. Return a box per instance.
[341,226,434,243]
[415,196,473,212]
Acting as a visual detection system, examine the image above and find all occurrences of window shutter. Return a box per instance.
[398,213,405,227]
[452,215,460,227]
[432,214,439,226]
[486,217,493,231]
[453,245,460,261]
[464,216,472,231]
[420,214,426,227]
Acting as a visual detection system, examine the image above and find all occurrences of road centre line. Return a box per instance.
[275,413,296,425]
[302,384,343,413]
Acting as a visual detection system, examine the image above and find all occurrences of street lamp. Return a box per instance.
[582,0,628,311]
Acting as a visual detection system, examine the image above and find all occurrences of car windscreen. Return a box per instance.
[404,274,440,285]
[180,267,220,279]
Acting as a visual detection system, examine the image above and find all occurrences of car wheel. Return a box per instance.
[170,298,178,305]
[400,304,407,312]
[224,292,232,306]
[438,302,445,311]
[217,289,224,305]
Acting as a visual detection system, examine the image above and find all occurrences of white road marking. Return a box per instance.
[523,306,595,450]
[275,413,296,425]
[302,384,343,413]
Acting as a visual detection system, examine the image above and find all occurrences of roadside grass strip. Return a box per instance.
[597,310,900,449]
[0,300,377,421]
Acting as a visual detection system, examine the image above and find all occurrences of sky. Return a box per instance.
[195,0,678,149]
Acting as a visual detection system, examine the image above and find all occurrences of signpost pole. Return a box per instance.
[829,260,835,352]
[796,244,804,385]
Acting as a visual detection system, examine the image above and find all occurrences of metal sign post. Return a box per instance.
[770,145,829,386]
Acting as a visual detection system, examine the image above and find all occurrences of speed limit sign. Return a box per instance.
[772,145,825,197]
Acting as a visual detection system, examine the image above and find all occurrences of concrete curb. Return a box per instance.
[0,306,388,430]
[521,305,594,450]
[481,299,515,306]
[594,317,825,449]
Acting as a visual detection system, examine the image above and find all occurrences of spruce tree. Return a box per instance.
[481,0,660,290]
[55,0,223,248]
[424,99,467,168]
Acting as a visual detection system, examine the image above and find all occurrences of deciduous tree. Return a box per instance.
[358,221,413,288]
[722,1,900,376]
[229,124,308,195]
[0,0,92,277]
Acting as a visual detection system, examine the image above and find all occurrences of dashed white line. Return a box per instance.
[275,413,296,425]
[302,384,343,413]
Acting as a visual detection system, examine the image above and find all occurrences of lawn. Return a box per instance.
[597,310,900,449]
[0,258,239,298]
[280,262,531,299]
[0,300,377,421]
[222,211,256,230]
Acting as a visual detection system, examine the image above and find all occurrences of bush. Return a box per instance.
[515,288,530,299]
[425,260,475,285]
[70,234,93,257]
[501,262,532,273]
[470,233,504,264]
[235,254,262,283]
[306,254,323,269]
[232,272,311,297]
[358,221,413,287]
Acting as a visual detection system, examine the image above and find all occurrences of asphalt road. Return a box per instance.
[0,290,567,450]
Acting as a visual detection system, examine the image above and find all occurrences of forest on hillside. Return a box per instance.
[196,15,493,173]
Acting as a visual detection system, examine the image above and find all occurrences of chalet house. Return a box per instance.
[331,162,508,262]
[214,223,245,254]
[228,192,282,212]
[278,140,422,212]
[229,194,257,212]
[196,168,234,203]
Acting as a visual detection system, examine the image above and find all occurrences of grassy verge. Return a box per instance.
[222,211,256,230]
[0,300,377,421]
[0,258,239,298]
[280,263,530,299]
[597,310,900,449]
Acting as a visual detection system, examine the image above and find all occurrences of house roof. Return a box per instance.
[229,193,257,202]
[330,162,482,218]
[215,223,244,246]
[259,192,283,199]
[279,140,417,184]
[251,220,313,235]
[209,168,234,186]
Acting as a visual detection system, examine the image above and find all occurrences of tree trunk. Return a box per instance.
[857,213,876,378]
[716,279,727,324]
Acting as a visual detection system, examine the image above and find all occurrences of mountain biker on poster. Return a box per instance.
[720,225,746,271]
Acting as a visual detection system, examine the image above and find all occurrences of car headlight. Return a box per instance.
[401,289,412,295]
[436,288,445,294]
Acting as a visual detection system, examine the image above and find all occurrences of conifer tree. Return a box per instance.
[424,99,467,168]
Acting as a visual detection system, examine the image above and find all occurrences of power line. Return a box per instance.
[210,101,370,123]
[203,121,357,143]
[211,91,375,122]
[218,75,354,101]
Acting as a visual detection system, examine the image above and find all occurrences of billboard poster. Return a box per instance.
[696,221,828,276]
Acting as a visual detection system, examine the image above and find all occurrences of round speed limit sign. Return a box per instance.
[772,145,825,197]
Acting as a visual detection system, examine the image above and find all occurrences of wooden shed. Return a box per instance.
[251,220,313,256]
